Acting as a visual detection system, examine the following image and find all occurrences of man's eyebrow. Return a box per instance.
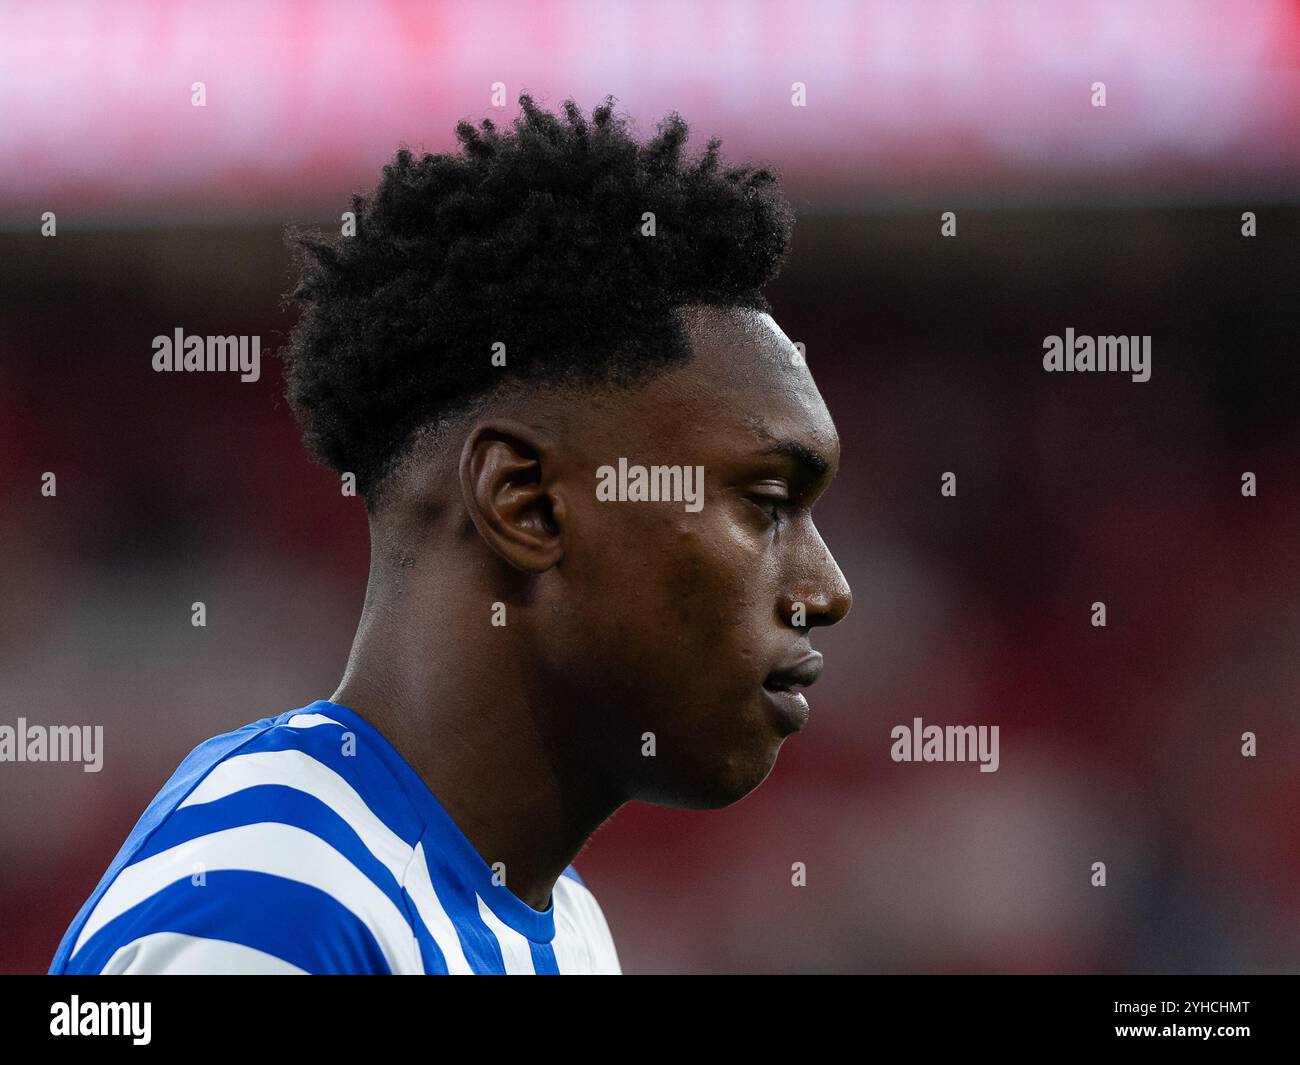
[759,439,832,478]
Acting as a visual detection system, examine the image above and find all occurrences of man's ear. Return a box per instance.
[458,421,565,573]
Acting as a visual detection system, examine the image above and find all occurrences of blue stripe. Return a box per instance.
[415,832,507,974]
[404,889,451,975]
[65,870,392,975]
[530,940,561,975]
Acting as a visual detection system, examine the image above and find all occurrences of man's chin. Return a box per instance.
[639,739,785,810]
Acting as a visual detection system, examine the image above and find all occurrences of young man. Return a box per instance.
[50,95,852,975]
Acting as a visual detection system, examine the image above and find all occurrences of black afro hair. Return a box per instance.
[281,93,795,503]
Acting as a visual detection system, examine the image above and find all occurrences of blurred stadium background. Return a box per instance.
[2,0,1298,973]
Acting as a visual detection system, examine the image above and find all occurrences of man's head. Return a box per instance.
[283,95,851,809]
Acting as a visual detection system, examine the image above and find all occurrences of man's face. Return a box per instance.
[536,304,852,808]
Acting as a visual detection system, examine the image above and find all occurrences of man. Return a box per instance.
[50,94,852,975]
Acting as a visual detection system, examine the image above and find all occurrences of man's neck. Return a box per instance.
[331,604,622,911]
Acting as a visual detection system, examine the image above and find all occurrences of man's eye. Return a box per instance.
[747,490,789,522]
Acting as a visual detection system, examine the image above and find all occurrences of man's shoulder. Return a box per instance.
[51,704,421,975]
[51,702,622,974]
[123,704,422,868]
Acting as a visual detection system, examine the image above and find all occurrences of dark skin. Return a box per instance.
[333,304,852,910]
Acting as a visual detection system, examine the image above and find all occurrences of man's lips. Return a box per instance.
[762,652,824,693]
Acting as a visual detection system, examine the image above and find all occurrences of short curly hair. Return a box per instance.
[282,93,794,504]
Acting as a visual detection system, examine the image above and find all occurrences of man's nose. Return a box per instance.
[779,538,852,630]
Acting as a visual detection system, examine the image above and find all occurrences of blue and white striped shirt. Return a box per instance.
[49,701,621,975]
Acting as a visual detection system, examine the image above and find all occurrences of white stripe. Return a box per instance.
[284,713,344,729]
[177,749,413,884]
[550,877,594,974]
[551,875,621,974]
[70,823,422,974]
[403,842,473,974]
[101,931,308,974]
[476,896,536,974]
